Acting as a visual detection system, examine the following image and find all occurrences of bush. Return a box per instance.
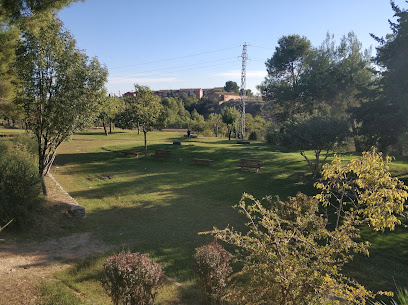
[193,241,232,304]
[0,140,43,230]
[248,131,258,141]
[101,251,165,305]
[266,128,283,145]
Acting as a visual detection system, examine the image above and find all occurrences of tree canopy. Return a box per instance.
[224,81,239,94]
[115,84,165,156]
[351,2,408,152]
[15,15,108,183]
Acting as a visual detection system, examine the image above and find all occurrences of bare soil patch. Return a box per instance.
[0,175,113,305]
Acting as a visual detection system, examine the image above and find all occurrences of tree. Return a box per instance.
[115,84,165,156]
[258,35,312,122]
[204,193,371,305]
[259,33,371,124]
[0,0,81,21]
[221,106,240,140]
[315,149,408,231]
[352,2,408,152]
[203,150,406,305]
[224,81,239,94]
[207,113,223,137]
[97,95,123,135]
[15,15,108,192]
[285,116,350,178]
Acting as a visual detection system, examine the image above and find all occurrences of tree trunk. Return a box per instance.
[144,131,148,157]
[102,120,108,135]
[38,155,47,195]
[109,120,112,134]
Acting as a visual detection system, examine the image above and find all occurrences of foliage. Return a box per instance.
[221,106,240,140]
[371,288,408,305]
[15,15,108,180]
[97,95,124,135]
[0,0,81,21]
[161,96,190,128]
[315,149,408,231]
[245,113,269,140]
[115,84,165,156]
[352,2,408,152]
[285,115,350,177]
[204,192,372,305]
[224,81,239,94]
[193,241,232,304]
[0,17,21,123]
[101,251,165,305]
[207,113,223,137]
[0,219,13,242]
[260,32,372,124]
[248,131,258,141]
[0,140,43,230]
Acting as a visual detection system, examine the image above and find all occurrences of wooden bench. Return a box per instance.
[120,151,142,158]
[152,149,171,159]
[102,147,141,158]
[237,158,263,173]
[192,158,213,165]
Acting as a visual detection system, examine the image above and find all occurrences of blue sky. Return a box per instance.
[58,0,406,96]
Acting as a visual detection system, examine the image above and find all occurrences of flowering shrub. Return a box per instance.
[193,241,232,304]
[101,251,165,305]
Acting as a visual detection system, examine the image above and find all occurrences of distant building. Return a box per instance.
[122,87,254,104]
[122,91,136,97]
[208,92,240,104]
[155,88,203,99]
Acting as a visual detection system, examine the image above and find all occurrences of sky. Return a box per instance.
[58,0,407,96]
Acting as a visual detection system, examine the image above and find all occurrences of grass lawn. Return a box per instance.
[3,126,408,304]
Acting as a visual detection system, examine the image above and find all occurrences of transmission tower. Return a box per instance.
[240,43,248,139]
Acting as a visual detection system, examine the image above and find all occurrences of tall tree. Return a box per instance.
[207,113,223,137]
[15,15,108,192]
[115,84,165,156]
[221,106,240,140]
[259,33,371,124]
[0,17,21,124]
[259,35,312,122]
[224,81,239,94]
[352,2,408,152]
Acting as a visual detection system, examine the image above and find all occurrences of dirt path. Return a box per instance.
[0,175,113,305]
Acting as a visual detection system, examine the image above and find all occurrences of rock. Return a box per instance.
[69,205,86,218]
[173,140,181,145]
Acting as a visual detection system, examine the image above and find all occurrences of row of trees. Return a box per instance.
[109,85,269,156]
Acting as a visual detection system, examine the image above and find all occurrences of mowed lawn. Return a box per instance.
[3,126,408,304]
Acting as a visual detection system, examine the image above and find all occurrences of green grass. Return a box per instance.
[3,126,408,304]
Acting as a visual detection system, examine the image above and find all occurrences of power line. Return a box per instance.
[251,44,275,50]
[109,45,240,70]
[110,57,238,77]
[111,59,240,81]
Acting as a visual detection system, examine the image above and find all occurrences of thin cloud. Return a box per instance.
[216,70,267,78]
